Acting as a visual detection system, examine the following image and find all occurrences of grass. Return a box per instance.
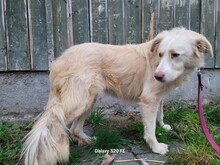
[64,109,131,165]
[88,108,105,127]
[0,121,32,165]
[1,101,220,164]
[90,127,131,150]
[164,101,220,165]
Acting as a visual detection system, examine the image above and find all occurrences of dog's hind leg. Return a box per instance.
[157,100,172,131]
[69,85,97,145]
[70,109,94,145]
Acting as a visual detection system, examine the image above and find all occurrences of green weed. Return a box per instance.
[121,116,179,145]
[122,120,144,144]
[0,121,32,165]
[63,144,94,165]
[88,108,105,127]
[204,101,220,127]
[90,127,131,151]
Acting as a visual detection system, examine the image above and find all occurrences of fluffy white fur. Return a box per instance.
[21,28,213,165]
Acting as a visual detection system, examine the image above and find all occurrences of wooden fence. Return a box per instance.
[0,0,219,71]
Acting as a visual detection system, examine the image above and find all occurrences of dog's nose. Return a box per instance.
[154,71,165,82]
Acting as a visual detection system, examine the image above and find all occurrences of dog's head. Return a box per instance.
[151,28,213,83]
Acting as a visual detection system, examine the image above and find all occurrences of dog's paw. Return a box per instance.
[152,143,168,155]
[162,124,172,131]
[72,132,96,146]
[77,138,86,146]
[79,136,96,146]
[84,136,96,143]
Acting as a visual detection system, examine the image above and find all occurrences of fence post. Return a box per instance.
[45,0,54,67]
[67,0,73,47]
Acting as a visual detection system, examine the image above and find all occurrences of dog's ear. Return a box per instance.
[195,37,213,57]
[150,38,162,53]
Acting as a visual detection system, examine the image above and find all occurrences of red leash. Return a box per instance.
[197,69,220,155]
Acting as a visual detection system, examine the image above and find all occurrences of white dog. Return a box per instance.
[22,28,213,165]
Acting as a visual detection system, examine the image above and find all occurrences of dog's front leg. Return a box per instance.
[140,97,168,155]
[157,100,172,131]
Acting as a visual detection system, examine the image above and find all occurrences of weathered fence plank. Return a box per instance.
[189,0,200,32]
[6,0,30,70]
[28,0,48,70]
[201,0,215,68]
[90,0,108,43]
[72,0,90,44]
[142,0,152,41]
[174,0,189,28]
[45,0,54,67]
[52,0,68,58]
[66,0,73,47]
[215,0,220,68]
[108,0,125,45]
[158,0,174,32]
[0,0,6,71]
[125,0,142,44]
[142,0,159,40]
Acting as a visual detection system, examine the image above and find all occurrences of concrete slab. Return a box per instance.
[1,69,220,120]
[168,141,184,153]
[136,153,167,165]
[113,151,140,165]
[131,145,151,155]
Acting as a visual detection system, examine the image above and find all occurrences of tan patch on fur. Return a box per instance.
[196,39,213,57]
[150,38,161,53]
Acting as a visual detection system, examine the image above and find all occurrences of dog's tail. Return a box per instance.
[21,98,69,165]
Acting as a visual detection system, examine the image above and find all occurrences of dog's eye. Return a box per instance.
[171,53,180,59]
[159,53,163,58]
